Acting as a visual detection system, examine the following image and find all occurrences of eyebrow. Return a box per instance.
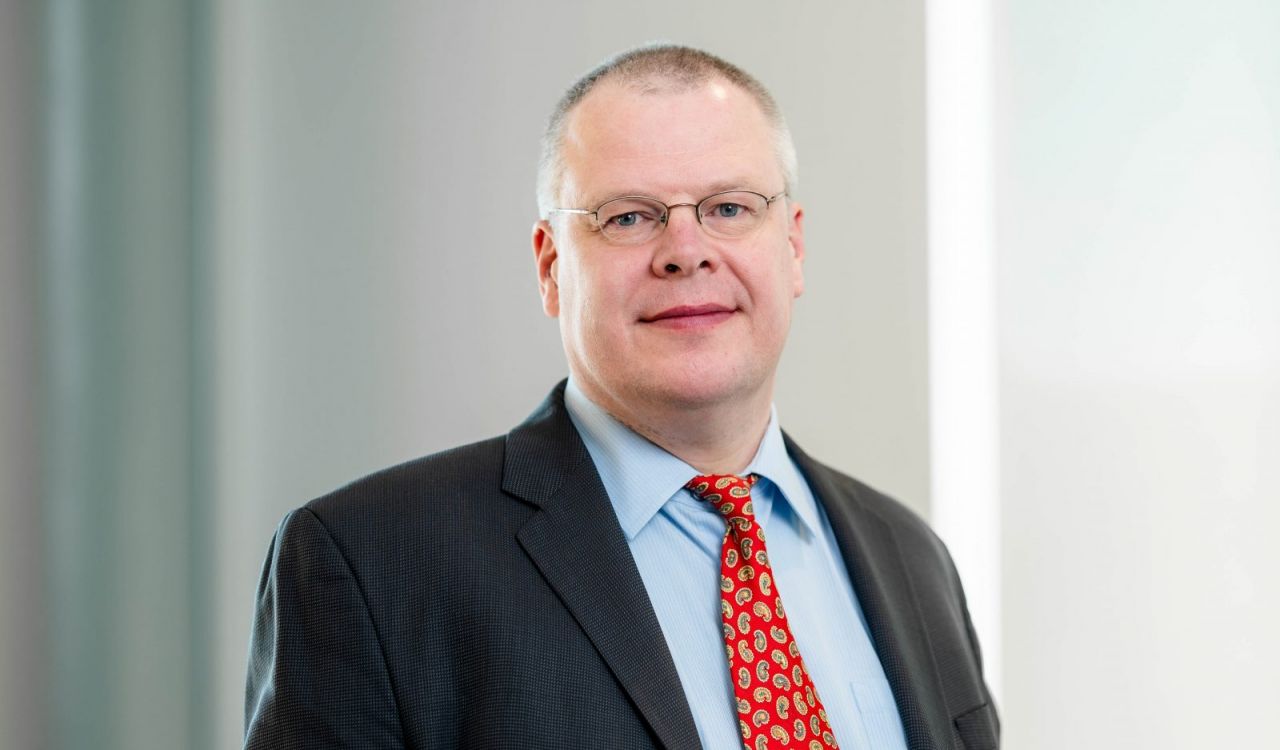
[582,179,763,208]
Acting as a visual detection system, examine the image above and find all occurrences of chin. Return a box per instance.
[636,367,761,411]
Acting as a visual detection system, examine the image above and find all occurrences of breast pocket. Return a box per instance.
[952,702,999,750]
[849,680,908,748]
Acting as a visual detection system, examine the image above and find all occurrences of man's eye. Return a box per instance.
[709,202,747,219]
[604,210,657,229]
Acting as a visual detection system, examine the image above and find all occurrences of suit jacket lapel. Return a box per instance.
[504,384,702,750]
[785,436,951,750]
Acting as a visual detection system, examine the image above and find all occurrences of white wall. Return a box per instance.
[209,3,930,747]
[996,0,1280,746]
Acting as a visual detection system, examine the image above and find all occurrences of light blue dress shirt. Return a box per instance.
[564,379,908,750]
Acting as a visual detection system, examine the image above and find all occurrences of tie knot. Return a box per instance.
[685,473,758,522]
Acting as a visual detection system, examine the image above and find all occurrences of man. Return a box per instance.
[245,45,998,750]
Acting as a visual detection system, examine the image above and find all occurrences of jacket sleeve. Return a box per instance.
[244,508,405,749]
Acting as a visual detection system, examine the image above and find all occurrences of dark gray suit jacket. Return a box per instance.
[245,382,999,749]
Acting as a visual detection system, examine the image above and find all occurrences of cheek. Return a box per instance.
[748,244,800,312]
[559,256,631,335]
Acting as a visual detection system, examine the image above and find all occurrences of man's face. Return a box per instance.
[533,77,805,418]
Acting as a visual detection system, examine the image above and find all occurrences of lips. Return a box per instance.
[641,303,736,322]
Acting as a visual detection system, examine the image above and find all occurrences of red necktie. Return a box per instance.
[686,474,840,750]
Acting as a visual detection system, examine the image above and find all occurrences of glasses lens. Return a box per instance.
[698,191,769,237]
[596,197,667,244]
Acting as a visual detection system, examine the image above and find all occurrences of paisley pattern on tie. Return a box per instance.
[686,474,840,750]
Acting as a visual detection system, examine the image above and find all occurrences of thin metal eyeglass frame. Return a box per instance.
[548,189,787,244]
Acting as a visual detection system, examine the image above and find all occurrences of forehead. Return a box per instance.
[559,77,780,204]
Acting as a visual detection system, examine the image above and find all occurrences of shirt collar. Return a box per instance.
[741,413,823,538]
[564,377,821,540]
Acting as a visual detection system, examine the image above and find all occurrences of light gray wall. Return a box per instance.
[0,1,44,747]
[997,0,1280,746]
[210,2,928,746]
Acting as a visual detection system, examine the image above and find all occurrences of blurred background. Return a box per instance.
[1,1,1275,748]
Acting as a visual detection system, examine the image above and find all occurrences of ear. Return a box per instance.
[787,201,806,298]
[532,219,561,317]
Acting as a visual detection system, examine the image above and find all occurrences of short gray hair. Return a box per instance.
[536,43,799,218]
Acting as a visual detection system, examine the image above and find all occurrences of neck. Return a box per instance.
[575,377,775,476]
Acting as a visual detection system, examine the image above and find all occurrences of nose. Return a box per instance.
[651,203,716,277]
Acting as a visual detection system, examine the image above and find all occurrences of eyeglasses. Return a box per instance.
[548,189,787,245]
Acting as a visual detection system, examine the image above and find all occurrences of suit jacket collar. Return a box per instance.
[502,382,951,750]
[784,434,952,750]
[503,381,703,750]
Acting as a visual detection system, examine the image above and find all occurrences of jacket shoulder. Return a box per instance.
[802,457,951,559]
[301,435,514,541]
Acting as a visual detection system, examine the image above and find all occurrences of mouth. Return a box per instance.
[640,303,737,329]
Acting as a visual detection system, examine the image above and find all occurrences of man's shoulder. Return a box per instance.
[319,434,507,498]
[282,383,581,554]
[790,444,950,558]
[299,434,515,538]
[815,460,928,526]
